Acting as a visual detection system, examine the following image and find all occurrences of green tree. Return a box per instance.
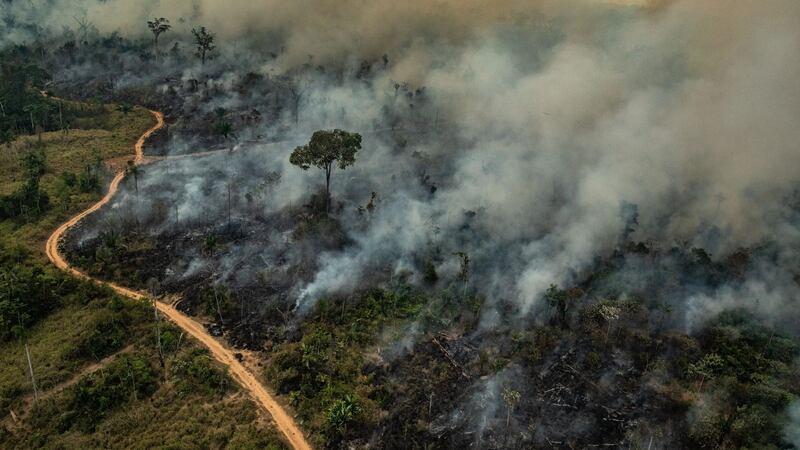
[146,17,171,59]
[126,160,141,196]
[687,353,725,392]
[215,120,233,139]
[117,102,133,114]
[290,129,361,213]
[192,27,215,65]
[23,102,50,139]
[0,129,14,146]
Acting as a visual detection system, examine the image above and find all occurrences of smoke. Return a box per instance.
[284,0,800,317]
[3,1,653,67]
[8,1,800,446]
[10,0,800,326]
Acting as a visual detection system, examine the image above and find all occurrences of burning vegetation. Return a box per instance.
[3,0,800,448]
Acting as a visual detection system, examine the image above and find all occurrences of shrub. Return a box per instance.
[64,353,157,431]
[172,348,230,396]
[326,394,361,437]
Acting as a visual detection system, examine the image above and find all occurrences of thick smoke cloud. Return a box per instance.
[288,0,800,317]
[18,0,797,320]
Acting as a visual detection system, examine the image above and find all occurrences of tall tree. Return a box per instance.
[126,160,141,197]
[147,18,171,60]
[23,102,50,140]
[501,387,520,428]
[290,129,361,213]
[453,251,470,297]
[191,27,215,65]
[213,107,234,145]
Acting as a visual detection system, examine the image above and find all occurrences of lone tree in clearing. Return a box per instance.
[191,26,215,65]
[147,18,171,59]
[290,129,361,214]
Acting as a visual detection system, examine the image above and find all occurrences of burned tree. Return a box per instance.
[290,129,361,214]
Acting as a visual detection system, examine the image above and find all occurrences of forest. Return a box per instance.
[2,0,800,449]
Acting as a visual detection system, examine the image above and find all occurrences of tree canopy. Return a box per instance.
[290,129,361,213]
[191,27,215,64]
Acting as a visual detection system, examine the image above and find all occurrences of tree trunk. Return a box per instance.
[213,287,224,323]
[325,165,332,214]
[25,343,38,402]
[153,301,164,368]
[128,359,138,400]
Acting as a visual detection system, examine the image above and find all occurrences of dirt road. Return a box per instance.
[44,106,312,450]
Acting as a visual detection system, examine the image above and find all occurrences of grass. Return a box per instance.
[0,301,120,407]
[0,104,153,259]
[2,317,287,449]
[0,99,287,449]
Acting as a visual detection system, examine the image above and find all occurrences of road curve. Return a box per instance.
[44,106,312,450]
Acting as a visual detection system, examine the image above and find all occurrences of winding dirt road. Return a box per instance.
[44,106,312,450]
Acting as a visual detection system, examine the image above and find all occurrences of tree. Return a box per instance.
[191,27,215,65]
[214,120,233,140]
[501,387,521,428]
[1,129,15,147]
[544,284,571,327]
[153,300,165,368]
[688,353,725,392]
[453,251,470,297]
[0,146,49,219]
[147,18,171,60]
[290,129,361,213]
[23,102,50,140]
[326,394,361,437]
[117,102,133,114]
[25,343,39,402]
[126,160,141,196]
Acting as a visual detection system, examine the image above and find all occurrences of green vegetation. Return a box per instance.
[290,129,362,213]
[0,95,153,256]
[192,26,216,65]
[0,241,286,449]
[684,310,799,449]
[269,287,427,446]
[0,95,286,449]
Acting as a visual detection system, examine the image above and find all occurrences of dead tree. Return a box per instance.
[153,300,165,368]
[24,343,39,402]
[431,337,470,381]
